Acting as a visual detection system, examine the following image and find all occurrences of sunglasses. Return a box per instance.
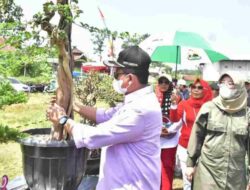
[159,80,169,85]
[114,72,126,80]
[191,85,203,90]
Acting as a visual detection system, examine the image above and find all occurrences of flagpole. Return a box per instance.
[97,5,115,75]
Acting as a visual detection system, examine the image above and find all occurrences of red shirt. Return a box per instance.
[170,79,213,148]
[170,100,200,148]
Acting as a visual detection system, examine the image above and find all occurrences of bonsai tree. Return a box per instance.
[33,0,82,140]
[16,3,90,188]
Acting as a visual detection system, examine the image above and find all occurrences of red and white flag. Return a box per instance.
[97,6,105,20]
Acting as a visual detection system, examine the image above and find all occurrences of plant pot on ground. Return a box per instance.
[19,128,89,190]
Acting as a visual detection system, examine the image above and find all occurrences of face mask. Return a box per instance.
[219,84,238,99]
[112,79,127,94]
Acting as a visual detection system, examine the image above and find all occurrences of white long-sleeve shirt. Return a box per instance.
[72,86,162,190]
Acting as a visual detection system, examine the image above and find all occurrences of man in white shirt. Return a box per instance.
[47,46,162,190]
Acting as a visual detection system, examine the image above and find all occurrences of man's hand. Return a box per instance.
[185,167,195,182]
[46,103,66,126]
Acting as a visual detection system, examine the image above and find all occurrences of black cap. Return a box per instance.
[104,46,151,72]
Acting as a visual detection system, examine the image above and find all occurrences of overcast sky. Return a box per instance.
[15,0,250,63]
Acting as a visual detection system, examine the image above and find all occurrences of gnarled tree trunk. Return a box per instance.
[41,0,73,140]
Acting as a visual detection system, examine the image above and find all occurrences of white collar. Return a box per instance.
[124,85,153,104]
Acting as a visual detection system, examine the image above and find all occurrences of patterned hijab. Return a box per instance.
[155,82,173,117]
[213,72,247,114]
[155,75,173,116]
[187,79,213,108]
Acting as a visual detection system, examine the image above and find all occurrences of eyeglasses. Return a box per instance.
[191,85,203,90]
[114,72,126,80]
[159,80,169,85]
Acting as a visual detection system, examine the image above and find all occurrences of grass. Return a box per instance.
[0,142,22,179]
[0,93,183,189]
[0,93,53,179]
[0,93,52,130]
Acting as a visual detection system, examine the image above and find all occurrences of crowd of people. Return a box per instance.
[47,46,250,190]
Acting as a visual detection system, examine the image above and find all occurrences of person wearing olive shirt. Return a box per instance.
[186,72,250,190]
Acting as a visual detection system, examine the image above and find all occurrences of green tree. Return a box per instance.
[0,0,23,23]
[119,32,149,49]
[0,0,25,42]
[0,45,54,78]
[0,0,54,79]
[91,28,108,61]
[79,23,149,59]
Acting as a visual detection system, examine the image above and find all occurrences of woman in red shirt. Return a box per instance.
[169,79,212,190]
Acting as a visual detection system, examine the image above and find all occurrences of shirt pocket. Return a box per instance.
[232,120,248,143]
[232,120,249,155]
[203,120,226,157]
[206,120,226,133]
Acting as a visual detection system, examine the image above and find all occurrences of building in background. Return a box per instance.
[200,60,250,81]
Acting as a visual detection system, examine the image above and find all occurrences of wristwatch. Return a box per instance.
[59,115,69,127]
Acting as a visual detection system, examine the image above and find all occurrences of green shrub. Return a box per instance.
[17,76,51,85]
[74,72,123,125]
[74,72,123,107]
[0,124,27,143]
[0,80,28,109]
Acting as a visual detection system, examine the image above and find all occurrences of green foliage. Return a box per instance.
[0,0,57,79]
[74,72,123,124]
[0,11,54,78]
[0,80,28,109]
[32,1,82,32]
[17,76,51,86]
[0,22,25,39]
[91,29,108,59]
[79,23,149,56]
[0,45,54,78]
[0,124,27,143]
[97,74,124,107]
[0,0,23,23]
[119,32,149,49]
[75,72,123,107]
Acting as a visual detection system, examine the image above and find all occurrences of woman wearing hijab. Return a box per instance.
[170,78,213,190]
[185,72,250,190]
[155,75,181,190]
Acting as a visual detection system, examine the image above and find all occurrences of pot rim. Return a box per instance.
[19,128,76,147]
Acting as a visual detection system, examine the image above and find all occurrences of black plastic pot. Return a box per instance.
[19,128,89,190]
[84,149,100,175]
